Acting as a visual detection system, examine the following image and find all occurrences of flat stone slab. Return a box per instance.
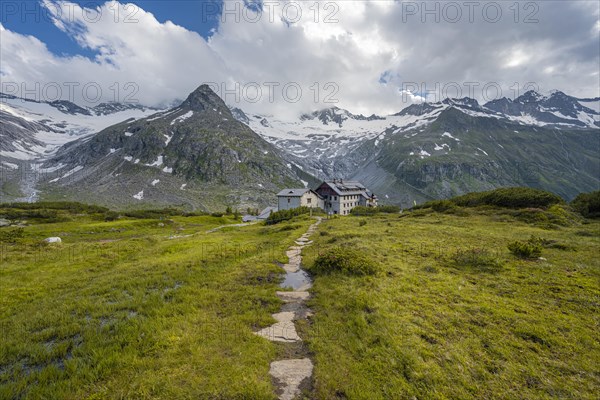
[255,312,301,343]
[270,358,314,400]
[277,291,310,302]
[295,240,312,246]
[282,263,299,273]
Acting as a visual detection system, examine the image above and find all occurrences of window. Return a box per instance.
[334,196,337,201]
[307,198,311,204]
[287,198,291,203]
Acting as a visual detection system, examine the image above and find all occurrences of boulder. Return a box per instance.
[43,237,62,244]
[0,219,10,227]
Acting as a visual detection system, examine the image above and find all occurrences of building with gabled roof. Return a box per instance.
[277,188,324,211]
[275,180,377,215]
[315,179,378,215]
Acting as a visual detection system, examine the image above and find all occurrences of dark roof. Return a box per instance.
[277,188,311,197]
[257,206,277,219]
[320,180,367,196]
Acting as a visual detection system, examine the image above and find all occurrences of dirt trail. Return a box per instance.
[255,217,322,400]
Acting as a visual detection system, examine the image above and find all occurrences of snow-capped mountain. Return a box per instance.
[0,94,161,161]
[241,92,598,181]
[31,85,313,210]
[1,88,598,208]
[234,90,599,206]
[484,90,599,128]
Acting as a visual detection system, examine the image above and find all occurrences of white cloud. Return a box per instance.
[0,0,598,118]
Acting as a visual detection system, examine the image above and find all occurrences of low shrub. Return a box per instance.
[502,204,576,227]
[123,208,183,219]
[429,200,456,213]
[508,237,543,259]
[449,248,502,271]
[358,220,367,227]
[311,247,379,276]
[571,191,600,218]
[0,201,108,214]
[451,187,564,209]
[528,235,573,251]
[0,208,70,223]
[278,224,301,232]
[266,206,314,225]
[378,205,401,213]
[350,206,378,216]
[351,205,400,216]
[104,211,120,221]
[0,227,25,243]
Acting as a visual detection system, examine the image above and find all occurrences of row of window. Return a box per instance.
[327,194,360,201]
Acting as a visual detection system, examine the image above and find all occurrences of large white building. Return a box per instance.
[315,180,377,215]
[276,180,377,215]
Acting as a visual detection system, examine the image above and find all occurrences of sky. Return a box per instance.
[1,0,599,117]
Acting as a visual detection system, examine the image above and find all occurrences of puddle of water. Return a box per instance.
[280,269,312,290]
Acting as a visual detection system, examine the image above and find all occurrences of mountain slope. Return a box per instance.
[238,91,599,206]
[349,106,599,206]
[484,90,599,128]
[38,85,310,210]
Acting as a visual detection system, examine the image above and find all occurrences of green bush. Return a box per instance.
[358,220,367,227]
[123,208,183,219]
[0,227,25,243]
[104,211,120,221]
[277,224,301,232]
[0,208,71,223]
[266,207,313,225]
[378,205,401,213]
[429,200,456,213]
[450,248,502,271]
[350,206,379,216]
[311,247,379,276]
[350,205,399,216]
[508,237,543,259]
[451,187,564,209]
[571,191,600,218]
[501,204,576,227]
[0,201,108,214]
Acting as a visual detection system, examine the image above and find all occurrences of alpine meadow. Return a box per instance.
[1,1,599,399]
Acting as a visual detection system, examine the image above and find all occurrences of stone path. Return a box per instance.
[206,221,258,233]
[255,217,322,400]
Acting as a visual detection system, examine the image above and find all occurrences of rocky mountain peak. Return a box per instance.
[515,90,546,104]
[181,84,230,114]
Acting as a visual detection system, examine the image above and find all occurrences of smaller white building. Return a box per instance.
[277,189,323,211]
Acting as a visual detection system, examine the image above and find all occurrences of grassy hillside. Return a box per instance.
[1,195,598,399]
[301,207,599,399]
[0,207,315,399]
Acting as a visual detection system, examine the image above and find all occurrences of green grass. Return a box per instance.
[2,203,599,399]
[0,212,314,399]
[302,211,600,399]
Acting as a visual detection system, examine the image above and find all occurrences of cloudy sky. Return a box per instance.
[1,0,599,117]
